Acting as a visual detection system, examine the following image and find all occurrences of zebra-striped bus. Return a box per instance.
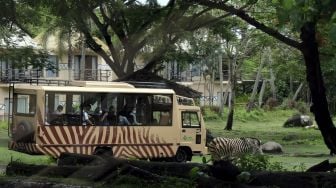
[8,81,208,162]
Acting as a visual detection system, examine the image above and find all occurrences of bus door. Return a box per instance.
[180,111,203,151]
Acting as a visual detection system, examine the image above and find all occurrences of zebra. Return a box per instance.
[208,137,262,161]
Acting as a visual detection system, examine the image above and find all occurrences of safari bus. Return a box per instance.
[7,81,208,162]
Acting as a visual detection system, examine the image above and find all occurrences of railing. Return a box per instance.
[166,70,230,82]
[73,69,111,81]
[0,68,113,84]
[0,69,42,82]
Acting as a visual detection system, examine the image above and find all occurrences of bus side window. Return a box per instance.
[159,112,170,125]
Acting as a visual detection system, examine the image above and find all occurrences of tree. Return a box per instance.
[0,1,56,73]
[222,26,256,130]
[26,0,234,78]
[190,0,336,154]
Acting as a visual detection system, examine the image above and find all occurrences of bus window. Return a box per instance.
[153,111,171,126]
[15,94,36,115]
[182,112,200,128]
[46,93,66,125]
[46,92,82,125]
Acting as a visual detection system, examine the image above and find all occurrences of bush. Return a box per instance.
[0,121,7,130]
[233,154,285,172]
[235,94,249,103]
[295,101,309,114]
[201,106,221,121]
[280,98,310,114]
[263,97,278,111]
[234,108,265,122]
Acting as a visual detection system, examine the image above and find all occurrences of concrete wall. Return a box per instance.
[178,81,231,106]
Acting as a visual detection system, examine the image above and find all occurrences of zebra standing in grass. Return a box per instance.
[208,137,263,161]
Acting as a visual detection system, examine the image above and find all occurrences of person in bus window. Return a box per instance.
[99,108,109,126]
[54,105,63,115]
[118,105,131,125]
[118,105,141,125]
[83,104,93,125]
[50,105,64,125]
[100,106,116,125]
[129,107,141,125]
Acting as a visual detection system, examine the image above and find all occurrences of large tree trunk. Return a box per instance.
[300,22,336,154]
[225,59,236,130]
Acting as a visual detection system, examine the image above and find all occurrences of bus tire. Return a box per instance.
[94,147,113,158]
[175,147,191,162]
[14,121,34,142]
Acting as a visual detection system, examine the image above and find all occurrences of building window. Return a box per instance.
[46,55,59,78]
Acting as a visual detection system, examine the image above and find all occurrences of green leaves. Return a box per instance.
[329,24,336,44]
[281,0,295,10]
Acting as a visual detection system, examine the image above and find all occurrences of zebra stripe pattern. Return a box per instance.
[9,109,175,159]
[208,137,262,161]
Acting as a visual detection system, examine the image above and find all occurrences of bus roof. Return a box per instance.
[12,83,176,94]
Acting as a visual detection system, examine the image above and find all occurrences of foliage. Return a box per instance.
[233,108,265,122]
[0,121,7,130]
[0,47,56,71]
[233,154,285,172]
[280,98,310,114]
[202,105,295,122]
[201,106,221,121]
[235,94,249,104]
[24,0,235,77]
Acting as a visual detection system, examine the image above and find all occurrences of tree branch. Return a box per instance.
[190,0,302,50]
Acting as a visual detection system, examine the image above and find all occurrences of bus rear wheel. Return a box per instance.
[175,148,190,162]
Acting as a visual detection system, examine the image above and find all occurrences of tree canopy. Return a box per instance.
[4,0,336,154]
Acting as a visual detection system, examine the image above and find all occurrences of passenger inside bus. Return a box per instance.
[49,105,64,125]
[99,106,117,125]
[54,105,63,114]
[118,105,141,125]
[82,104,94,125]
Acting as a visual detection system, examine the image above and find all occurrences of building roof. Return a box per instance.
[0,34,40,48]
[117,69,201,98]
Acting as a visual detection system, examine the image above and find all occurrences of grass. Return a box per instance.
[0,108,332,171]
[202,107,330,171]
[0,128,52,166]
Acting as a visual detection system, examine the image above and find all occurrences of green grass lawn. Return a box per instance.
[0,130,52,166]
[0,109,333,171]
[202,109,331,171]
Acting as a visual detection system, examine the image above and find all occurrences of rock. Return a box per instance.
[261,141,283,154]
[283,114,313,128]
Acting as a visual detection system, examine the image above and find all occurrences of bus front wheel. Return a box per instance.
[175,147,191,162]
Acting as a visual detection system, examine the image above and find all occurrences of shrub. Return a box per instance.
[295,101,309,114]
[235,94,249,103]
[234,108,265,122]
[264,97,278,111]
[0,121,7,130]
[233,154,285,172]
[280,98,309,114]
[280,98,296,109]
[201,106,221,121]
